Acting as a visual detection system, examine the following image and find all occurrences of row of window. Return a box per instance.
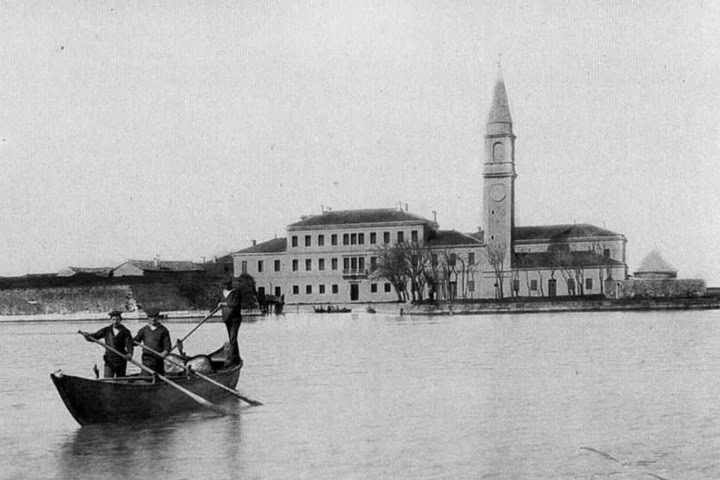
[250,252,475,274]
[291,283,393,295]
[523,278,594,291]
[291,230,420,248]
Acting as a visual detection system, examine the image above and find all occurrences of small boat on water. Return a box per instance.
[51,347,242,426]
[313,305,352,313]
[365,305,376,314]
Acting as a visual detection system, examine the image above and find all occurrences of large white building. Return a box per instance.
[233,75,628,304]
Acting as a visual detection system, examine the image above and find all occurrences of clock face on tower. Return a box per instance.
[490,184,506,202]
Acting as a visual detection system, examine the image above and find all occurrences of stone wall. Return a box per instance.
[0,283,198,315]
[613,279,706,299]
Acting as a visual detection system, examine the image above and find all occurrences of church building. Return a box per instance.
[233,74,628,304]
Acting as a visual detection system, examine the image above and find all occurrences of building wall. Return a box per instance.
[514,237,626,263]
[113,263,145,277]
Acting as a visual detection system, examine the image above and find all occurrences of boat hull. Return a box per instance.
[51,365,241,426]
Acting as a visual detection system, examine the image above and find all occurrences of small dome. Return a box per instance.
[634,250,677,279]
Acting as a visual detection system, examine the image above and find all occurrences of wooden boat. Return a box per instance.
[313,305,352,313]
[51,347,241,426]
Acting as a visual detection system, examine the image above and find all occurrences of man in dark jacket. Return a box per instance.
[81,310,133,378]
[133,308,172,375]
[215,278,243,367]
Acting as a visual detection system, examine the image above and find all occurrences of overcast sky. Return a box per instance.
[1,1,719,284]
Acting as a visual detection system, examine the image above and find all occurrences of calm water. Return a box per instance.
[2,310,720,479]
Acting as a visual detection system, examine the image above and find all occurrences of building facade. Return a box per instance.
[233,74,629,304]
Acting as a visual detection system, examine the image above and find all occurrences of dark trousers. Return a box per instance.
[141,355,165,376]
[224,317,242,366]
[104,362,127,378]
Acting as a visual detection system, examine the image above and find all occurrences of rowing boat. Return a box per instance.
[51,347,241,426]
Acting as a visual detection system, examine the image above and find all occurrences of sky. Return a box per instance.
[1,1,719,284]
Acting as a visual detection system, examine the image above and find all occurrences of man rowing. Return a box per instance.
[133,308,172,375]
[80,310,133,378]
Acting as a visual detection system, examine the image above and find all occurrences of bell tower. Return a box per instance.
[482,72,516,267]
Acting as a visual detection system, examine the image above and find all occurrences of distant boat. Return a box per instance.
[313,305,352,314]
[365,306,376,314]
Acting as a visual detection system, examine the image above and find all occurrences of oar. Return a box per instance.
[135,342,263,406]
[79,331,232,416]
[170,307,220,353]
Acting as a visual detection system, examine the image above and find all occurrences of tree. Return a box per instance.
[486,242,507,299]
[372,243,409,302]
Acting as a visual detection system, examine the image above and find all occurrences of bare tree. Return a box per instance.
[372,243,408,302]
[486,242,507,299]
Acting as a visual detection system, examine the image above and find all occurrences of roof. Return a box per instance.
[288,208,435,229]
[427,230,483,248]
[635,250,676,274]
[488,78,512,125]
[120,260,204,272]
[235,237,287,254]
[514,224,624,242]
[514,251,625,269]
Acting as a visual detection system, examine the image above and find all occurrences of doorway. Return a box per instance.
[350,283,359,301]
[548,279,557,297]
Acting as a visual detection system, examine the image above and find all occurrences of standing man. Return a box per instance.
[133,308,172,375]
[215,278,242,367]
[81,310,133,378]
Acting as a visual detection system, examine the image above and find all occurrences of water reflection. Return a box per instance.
[57,408,246,480]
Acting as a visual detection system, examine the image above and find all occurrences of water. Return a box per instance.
[2,310,720,479]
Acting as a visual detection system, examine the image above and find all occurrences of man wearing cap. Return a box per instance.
[81,310,134,378]
[133,308,172,375]
[214,278,243,367]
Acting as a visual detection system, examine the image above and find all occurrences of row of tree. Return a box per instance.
[372,241,614,302]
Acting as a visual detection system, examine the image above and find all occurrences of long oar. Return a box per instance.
[79,331,232,416]
[135,342,263,406]
[170,308,220,353]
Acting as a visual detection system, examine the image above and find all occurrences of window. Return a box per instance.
[371,283,377,293]
[292,259,298,271]
[258,287,265,297]
[358,257,365,270]
[292,236,298,247]
[370,256,377,271]
[411,230,418,243]
[343,234,350,245]
[257,260,264,273]
[331,258,338,270]
[358,233,365,245]
[331,234,338,246]
[305,259,312,271]
[449,253,457,267]
[318,235,324,247]
[530,279,538,291]
[343,258,350,270]
[292,285,299,295]
[350,257,357,270]
[586,278,593,291]
[603,249,610,257]
[275,286,282,297]
[319,284,325,294]
[332,284,338,294]
[397,231,404,243]
[241,261,247,274]
[468,252,475,265]
[305,235,311,247]
[351,233,357,245]
[383,232,390,244]
[306,285,312,294]
[513,279,520,292]
[274,259,281,272]
[318,258,325,271]
[384,283,392,293]
[468,281,475,292]
[370,232,376,244]
[567,278,576,293]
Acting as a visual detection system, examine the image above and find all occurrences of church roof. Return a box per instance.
[288,208,435,229]
[514,251,624,269]
[635,250,676,274]
[235,237,287,254]
[426,230,483,247]
[487,78,512,125]
[514,224,624,242]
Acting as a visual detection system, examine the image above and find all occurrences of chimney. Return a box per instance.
[252,240,257,246]
[154,255,159,269]
[405,203,408,212]
[432,210,437,223]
